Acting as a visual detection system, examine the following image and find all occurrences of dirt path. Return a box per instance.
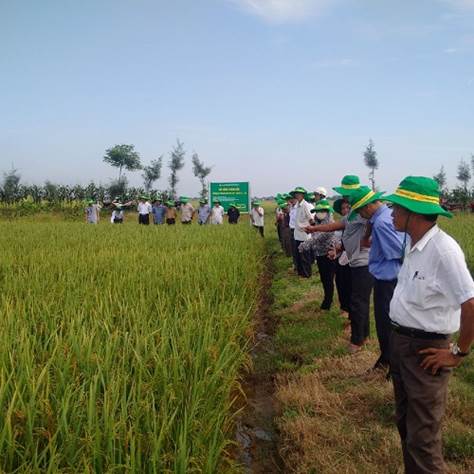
[235,250,284,473]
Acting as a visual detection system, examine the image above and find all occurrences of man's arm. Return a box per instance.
[305,221,345,234]
[420,298,474,374]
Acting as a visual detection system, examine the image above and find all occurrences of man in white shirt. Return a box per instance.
[180,197,195,224]
[385,176,474,474]
[290,187,314,277]
[137,196,152,225]
[210,199,225,225]
[250,200,265,237]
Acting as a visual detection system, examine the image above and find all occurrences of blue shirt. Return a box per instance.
[198,205,211,223]
[152,204,166,224]
[369,204,405,281]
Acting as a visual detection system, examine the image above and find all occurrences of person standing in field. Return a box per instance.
[210,199,225,225]
[110,203,124,224]
[250,200,265,237]
[291,187,314,278]
[137,196,152,225]
[152,198,166,225]
[278,203,293,257]
[384,176,474,474]
[227,204,240,224]
[288,193,299,273]
[300,199,337,309]
[306,175,372,353]
[348,186,405,372]
[165,201,177,225]
[85,199,100,224]
[313,186,328,204]
[180,197,195,225]
[197,199,211,224]
[328,198,352,317]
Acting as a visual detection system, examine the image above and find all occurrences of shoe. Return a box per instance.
[320,303,331,310]
[348,343,362,354]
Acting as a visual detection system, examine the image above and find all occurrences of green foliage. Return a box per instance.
[0,222,265,472]
[103,144,142,179]
[191,152,212,199]
[1,168,21,202]
[457,158,471,191]
[168,139,186,199]
[433,165,447,192]
[142,156,163,192]
[363,139,379,191]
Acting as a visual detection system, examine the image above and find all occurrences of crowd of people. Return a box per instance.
[275,174,474,474]
[85,196,266,234]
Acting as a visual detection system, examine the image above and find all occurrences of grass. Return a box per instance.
[0,220,265,472]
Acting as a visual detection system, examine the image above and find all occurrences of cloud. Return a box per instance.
[229,0,334,23]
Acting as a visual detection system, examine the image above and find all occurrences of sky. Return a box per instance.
[1,0,474,196]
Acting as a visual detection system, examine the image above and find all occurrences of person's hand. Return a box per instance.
[304,225,316,234]
[327,248,337,260]
[419,348,462,374]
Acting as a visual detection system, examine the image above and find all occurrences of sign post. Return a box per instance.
[209,182,250,213]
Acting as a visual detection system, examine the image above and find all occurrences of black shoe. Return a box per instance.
[320,302,331,310]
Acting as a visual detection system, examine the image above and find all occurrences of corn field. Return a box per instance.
[0,222,265,472]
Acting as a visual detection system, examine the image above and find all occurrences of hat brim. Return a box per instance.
[383,194,453,218]
[310,207,333,213]
[348,192,385,221]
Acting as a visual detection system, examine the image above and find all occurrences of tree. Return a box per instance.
[103,144,141,180]
[142,156,163,192]
[2,168,21,202]
[457,158,471,192]
[191,152,212,199]
[363,139,379,191]
[433,166,447,192]
[168,139,186,199]
[108,177,128,201]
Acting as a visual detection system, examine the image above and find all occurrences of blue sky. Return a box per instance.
[1,0,474,196]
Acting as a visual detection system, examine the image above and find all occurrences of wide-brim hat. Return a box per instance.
[180,196,190,203]
[383,176,452,218]
[199,199,207,204]
[212,199,221,204]
[289,186,308,196]
[252,200,262,206]
[348,186,385,221]
[333,175,361,196]
[114,202,124,209]
[314,186,328,197]
[310,199,333,213]
[333,198,349,216]
[166,200,175,207]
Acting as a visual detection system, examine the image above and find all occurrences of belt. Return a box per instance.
[390,322,449,340]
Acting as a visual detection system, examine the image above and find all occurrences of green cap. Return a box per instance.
[348,186,385,221]
[199,199,207,204]
[180,196,190,203]
[310,199,333,213]
[252,200,262,206]
[289,186,308,196]
[383,176,452,218]
[166,200,175,207]
[333,175,361,196]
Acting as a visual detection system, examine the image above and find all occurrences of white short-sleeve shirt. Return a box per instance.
[251,207,265,227]
[390,225,474,334]
[294,200,314,241]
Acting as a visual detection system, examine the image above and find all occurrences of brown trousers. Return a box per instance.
[390,331,452,474]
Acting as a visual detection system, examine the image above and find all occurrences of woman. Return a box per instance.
[299,199,336,310]
[279,203,292,257]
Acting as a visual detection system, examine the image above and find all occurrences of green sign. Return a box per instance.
[209,182,250,213]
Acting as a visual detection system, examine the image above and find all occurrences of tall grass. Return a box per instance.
[0,222,265,472]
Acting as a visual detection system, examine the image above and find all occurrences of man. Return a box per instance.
[250,200,265,237]
[290,187,314,278]
[210,199,225,225]
[197,199,211,224]
[385,176,474,474]
[228,204,240,224]
[85,199,100,224]
[306,175,372,353]
[152,198,166,225]
[137,195,152,225]
[313,186,328,203]
[287,193,299,273]
[180,197,195,224]
[348,186,405,371]
[165,201,177,225]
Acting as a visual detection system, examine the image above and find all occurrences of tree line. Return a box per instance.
[1,139,212,203]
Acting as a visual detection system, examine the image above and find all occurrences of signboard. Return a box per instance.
[209,182,250,213]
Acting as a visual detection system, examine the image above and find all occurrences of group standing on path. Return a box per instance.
[276,174,474,474]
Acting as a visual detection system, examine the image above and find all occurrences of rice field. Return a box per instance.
[0,221,265,473]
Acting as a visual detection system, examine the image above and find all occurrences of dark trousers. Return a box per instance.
[138,214,150,225]
[294,240,312,278]
[335,261,351,313]
[374,278,397,364]
[390,331,451,474]
[316,256,335,309]
[349,266,373,345]
[253,225,264,237]
[290,229,298,270]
